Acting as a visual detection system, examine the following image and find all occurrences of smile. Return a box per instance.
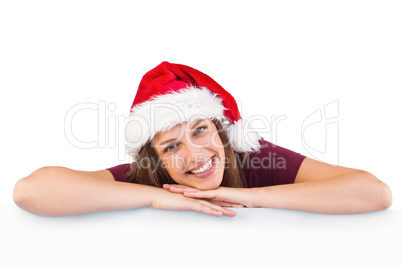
[187,156,215,175]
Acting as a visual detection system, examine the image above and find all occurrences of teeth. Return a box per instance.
[189,157,213,174]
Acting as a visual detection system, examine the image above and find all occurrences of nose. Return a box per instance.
[180,141,206,167]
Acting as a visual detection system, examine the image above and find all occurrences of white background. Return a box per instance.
[1,1,401,267]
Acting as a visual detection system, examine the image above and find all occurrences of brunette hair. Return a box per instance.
[125,118,249,188]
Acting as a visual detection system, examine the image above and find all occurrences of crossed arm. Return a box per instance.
[13,158,392,217]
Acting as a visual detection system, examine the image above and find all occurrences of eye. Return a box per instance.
[164,143,178,153]
[194,126,207,136]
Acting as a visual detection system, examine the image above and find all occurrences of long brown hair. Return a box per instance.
[125,118,249,188]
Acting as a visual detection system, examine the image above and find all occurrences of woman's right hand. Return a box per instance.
[148,187,237,217]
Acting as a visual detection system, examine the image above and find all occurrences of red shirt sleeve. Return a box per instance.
[241,138,306,188]
[107,164,131,182]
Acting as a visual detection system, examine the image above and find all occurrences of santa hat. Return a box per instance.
[125,61,262,161]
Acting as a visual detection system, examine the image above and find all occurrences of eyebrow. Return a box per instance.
[157,119,205,147]
[190,118,204,129]
[158,138,178,147]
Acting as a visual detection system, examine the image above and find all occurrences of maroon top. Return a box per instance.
[107,138,306,188]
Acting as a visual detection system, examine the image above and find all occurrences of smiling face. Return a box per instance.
[153,118,226,190]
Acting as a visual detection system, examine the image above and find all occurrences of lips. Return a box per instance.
[186,156,215,174]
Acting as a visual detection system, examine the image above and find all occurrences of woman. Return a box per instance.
[13,62,392,217]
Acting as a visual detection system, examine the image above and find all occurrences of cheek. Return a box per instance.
[161,157,169,169]
[214,133,222,146]
[212,132,224,150]
[198,131,223,149]
[162,156,185,175]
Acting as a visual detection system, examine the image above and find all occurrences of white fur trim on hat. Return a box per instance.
[125,86,261,161]
[225,119,262,154]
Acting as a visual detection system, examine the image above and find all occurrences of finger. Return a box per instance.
[183,190,218,200]
[164,184,193,189]
[209,200,242,207]
[196,200,236,217]
[169,186,199,194]
[163,184,172,189]
[186,200,222,217]
[209,200,245,208]
[163,184,188,190]
[193,205,224,217]
[163,184,198,193]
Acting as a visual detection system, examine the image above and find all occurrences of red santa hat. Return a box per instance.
[125,61,262,161]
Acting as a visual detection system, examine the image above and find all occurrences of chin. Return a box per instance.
[196,183,219,191]
[194,175,223,190]
[184,154,225,190]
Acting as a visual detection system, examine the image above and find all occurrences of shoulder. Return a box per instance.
[238,138,306,187]
[247,138,306,167]
[106,164,132,182]
[294,157,361,183]
[21,166,116,182]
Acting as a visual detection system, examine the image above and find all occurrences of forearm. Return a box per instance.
[13,167,158,216]
[251,171,392,214]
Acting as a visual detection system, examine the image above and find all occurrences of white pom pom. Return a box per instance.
[225,119,262,153]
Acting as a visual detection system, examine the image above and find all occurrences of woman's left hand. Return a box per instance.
[163,184,254,208]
